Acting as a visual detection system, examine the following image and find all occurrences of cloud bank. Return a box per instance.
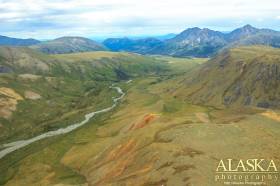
[0,0,279,39]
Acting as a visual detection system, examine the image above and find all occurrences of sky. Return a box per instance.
[0,0,280,40]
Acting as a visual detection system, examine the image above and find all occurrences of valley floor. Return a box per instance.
[0,53,280,186]
[1,76,280,186]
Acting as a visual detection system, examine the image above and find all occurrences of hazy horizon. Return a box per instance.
[0,0,279,40]
[2,24,280,41]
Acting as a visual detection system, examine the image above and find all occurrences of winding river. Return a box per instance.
[0,85,125,159]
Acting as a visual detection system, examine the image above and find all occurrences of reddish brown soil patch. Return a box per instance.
[261,111,280,122]
[105,139,137,162]
[128,113,158,131]
[91,139,157,186]
[90,139,138,185]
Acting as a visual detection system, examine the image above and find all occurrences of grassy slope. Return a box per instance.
[0,49,168,143]
[172,46,280,108]
[0,55,205,185]
[3,75,280,186]
[78,77,279,186]
[1,51,280,185]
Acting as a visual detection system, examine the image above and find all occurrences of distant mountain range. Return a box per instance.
[30,37,107,54]
[1,25,280,56]
[103,37,163,54]
[0,35,40,46]
[103,25,280,57]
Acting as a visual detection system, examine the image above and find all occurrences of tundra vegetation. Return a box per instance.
[0,45,279,186]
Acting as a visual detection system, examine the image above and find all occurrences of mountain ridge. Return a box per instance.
[0,35,40,46]
[2,25,280,56]
[103,25,280,57]
[172,45,280,108]
[30,36,107,54]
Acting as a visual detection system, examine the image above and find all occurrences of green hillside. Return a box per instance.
[172,46,280,108]
[30,37,107,54]
[0,46,279,186]
[0,47,168,144]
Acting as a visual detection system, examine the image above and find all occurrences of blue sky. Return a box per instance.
[0,0,279,39]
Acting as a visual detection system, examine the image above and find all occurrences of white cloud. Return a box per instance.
[0,0,279,39]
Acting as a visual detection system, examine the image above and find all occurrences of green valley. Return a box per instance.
[0,45,279,186]
[0,47,168,144]
[1,0,280,185]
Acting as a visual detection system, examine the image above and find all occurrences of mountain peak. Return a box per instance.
[183,27,202,33]
[243,24,254,28]
[227,24,259,41]
[240,24,258,31]
[172,27,204,39]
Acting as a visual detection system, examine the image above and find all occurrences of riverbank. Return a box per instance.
[0,85,125,160]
